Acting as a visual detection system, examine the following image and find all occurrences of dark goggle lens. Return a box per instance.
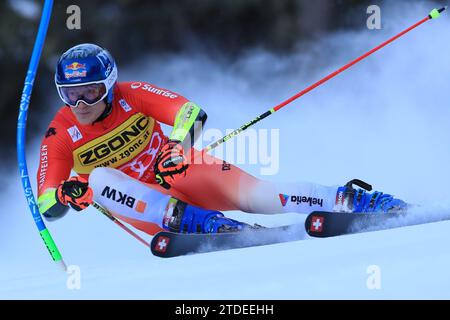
[59,83,106,107]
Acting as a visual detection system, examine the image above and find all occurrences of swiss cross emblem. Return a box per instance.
[310,216,324,233]
[154,236,170,253]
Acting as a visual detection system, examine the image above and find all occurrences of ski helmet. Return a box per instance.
[55,43,118,107]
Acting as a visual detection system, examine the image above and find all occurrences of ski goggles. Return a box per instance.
[56,82,108,108]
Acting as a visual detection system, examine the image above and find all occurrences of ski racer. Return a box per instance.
[36,43,407,236]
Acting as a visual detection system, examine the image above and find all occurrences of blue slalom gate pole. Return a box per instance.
[17,0,66,270]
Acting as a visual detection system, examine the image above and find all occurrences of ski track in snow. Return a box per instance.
[350,206,450,234]
[2,1,450,299]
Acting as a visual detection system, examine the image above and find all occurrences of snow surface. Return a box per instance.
[2,0,450,299]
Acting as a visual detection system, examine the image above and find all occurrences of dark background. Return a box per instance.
[1,0,373,165]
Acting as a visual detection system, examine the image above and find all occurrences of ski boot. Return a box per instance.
[163,199,254,234]
[333,179,407,214]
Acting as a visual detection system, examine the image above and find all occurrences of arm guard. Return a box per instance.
[169,102,207,149]
[37,188,69,221]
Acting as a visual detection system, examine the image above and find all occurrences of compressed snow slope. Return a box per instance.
[1,1,449,299]
[2,208,450,299]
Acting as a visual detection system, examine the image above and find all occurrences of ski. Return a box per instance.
[150,224,305,258]
[304,211,400,238]
[305,209,450,238]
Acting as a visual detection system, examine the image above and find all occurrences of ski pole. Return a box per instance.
[16,0,66,271]
[203,7,447,153]
[91,201,151,248]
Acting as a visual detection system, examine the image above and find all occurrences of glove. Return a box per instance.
[154,140,189,190]
[56,176,93,211]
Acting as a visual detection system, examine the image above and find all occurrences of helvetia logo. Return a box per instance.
[280,194,324,207]
[279,194,289,207]
[290,195,324,207]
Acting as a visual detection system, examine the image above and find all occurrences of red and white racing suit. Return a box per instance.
[37,81,337,235]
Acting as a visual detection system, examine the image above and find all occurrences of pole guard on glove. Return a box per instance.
[154,140,189,189]
[56,176,93,211]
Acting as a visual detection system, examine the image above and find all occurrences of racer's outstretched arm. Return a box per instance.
[36,124,73,221]
[168,101,207,150]
[118,82,207,148]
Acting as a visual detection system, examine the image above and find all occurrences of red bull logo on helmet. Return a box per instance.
[64,62,87,79]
